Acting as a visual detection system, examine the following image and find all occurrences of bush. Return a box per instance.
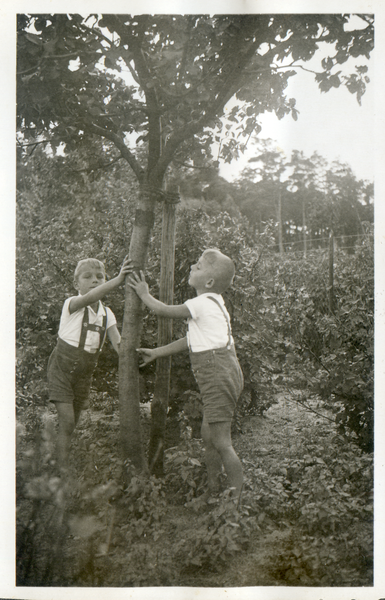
[264,229,374,452]
[16,149,374,453]
[16,149,137,411]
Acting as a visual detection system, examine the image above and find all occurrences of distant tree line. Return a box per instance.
[168,138,373,254]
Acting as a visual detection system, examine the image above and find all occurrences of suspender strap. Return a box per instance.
[207,296,232,349]
[78,307,89,351]
[78,303,107,352]
[94,314,107,351]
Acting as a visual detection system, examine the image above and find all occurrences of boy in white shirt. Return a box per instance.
[128,248,244,502]
[47,256,132,471]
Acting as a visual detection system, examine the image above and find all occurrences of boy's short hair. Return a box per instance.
[203,248,235,293]
[74,258,105,282]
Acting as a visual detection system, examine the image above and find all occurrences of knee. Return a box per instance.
[208,421,232,453]
[55,406,76,436]
[201,419,211,445]
[212,438,232,454]
[59,419,75,437]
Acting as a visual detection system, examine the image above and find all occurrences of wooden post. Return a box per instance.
[302,198,307,257]
[148,189,179,475]
[277,187,284,255]
[328,230,335,313]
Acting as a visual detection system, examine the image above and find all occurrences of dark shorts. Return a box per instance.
[189,345,244,423]
[47,338,98,411]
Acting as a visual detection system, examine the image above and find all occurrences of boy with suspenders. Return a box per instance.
[47,256,133,471]
[128,248,244,503]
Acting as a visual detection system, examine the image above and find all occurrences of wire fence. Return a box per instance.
[275,232,373,254]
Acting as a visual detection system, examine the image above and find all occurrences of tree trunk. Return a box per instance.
[302,197,307,257]
[328,230,335,313]
[277,189,284,254]
[148,194,178,476]
[119,185,160,474]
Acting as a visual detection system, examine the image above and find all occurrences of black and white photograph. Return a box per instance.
[1,1,384,599]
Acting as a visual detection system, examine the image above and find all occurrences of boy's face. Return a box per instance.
[75,266,106,295]
[188,254,214,292]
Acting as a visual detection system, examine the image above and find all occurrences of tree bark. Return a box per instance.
[328,230,335,314]
[302,197,307,257]
[148,195,178,476]
[119,185,160,474]
[277,188,284,255]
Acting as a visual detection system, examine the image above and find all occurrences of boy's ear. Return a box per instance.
[205,278,215,289]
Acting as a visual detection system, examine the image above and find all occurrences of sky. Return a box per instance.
[221,72,374,183]
[218,33,374,183]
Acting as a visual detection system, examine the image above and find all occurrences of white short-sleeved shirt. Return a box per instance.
[184,293,233,352]
[58,297,117,354]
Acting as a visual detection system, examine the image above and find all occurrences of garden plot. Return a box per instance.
[16,393,373,587]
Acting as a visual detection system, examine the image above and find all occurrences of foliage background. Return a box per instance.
[16,143,373,452]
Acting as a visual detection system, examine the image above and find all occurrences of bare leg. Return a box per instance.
[207,421,243,498]
[74,405,83,427]
[201,415,223,493]
[54,402,76,471]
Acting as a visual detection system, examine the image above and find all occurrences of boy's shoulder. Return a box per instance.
[61,297,113,317]
[187,293,223,303]
[185,293,224,318]
[62,296,76,309]
[197,293,224,307]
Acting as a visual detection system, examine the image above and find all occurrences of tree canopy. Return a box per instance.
[17,14,373,180]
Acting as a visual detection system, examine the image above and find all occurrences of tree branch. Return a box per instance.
[77,20,115,49]
[72,155,124,173]
[104,15,162,174]
[282,391,336,423]
[120,56,141,84]
[172,159,213,170]
[155,35,265,178]
[17,139,51,149]
[82,122,143,180]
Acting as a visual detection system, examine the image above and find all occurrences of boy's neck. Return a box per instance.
[194,288,219,296]
[90,301,100,312]
[78,293,100,313]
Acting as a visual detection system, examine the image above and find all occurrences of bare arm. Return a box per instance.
[69,256,133,313]
[127,271,191,319]
[107,324,121,353]
[137,337,189,367]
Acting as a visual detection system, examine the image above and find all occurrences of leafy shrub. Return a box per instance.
[16,149,374,455]
[16,149,137,412]
[237,396,373,586]
[16,388,373,587]
[174,492,255,573]
[163,411,207,503]
[265,229,374,452]
[119,470,168,540]
[268,530,372,586]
